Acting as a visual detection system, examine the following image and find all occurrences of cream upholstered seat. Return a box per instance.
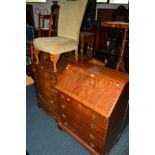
[33,37,78,54]
[33,0,88,72]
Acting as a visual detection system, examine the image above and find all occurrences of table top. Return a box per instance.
[101,21,129,29]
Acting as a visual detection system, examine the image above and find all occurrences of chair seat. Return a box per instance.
[33,36,78,54]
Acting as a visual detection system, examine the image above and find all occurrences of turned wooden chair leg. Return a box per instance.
[75,49,78,63]
[29,40,34,62]
[34,49,39,64]
[50,54,60,72]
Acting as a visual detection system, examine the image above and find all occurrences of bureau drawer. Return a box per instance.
[59,114,104,154]
[34,72,56,85]
[59,102,106,138]
[57,92,108,137]
[34,78,56,92]
[38,92,57,115]
[32,64,57,81]
[36,87,57,100]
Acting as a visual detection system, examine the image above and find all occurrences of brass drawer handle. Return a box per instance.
[91,114,97,120]
[64,121,68,126]
[90,124,96,129]
[66,97,70,102]
[61,104,65,109]
[89,134,95,140]
[90,143,95,148]
[62,114,66,118]
[60,94,65,99]
[51,100,54,104]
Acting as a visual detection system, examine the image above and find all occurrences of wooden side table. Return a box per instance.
[101,21,129,72]
[79,31,95,60]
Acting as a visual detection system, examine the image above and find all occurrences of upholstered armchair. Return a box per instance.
[33,0,88,72]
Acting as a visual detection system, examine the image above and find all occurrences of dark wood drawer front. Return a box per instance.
[34,74,56,85]
[59,114,103,154]
[59,101,106,138]
[58,92,107,137]
[35,79,56,93]
[36,87,56,100]
[32,64,56,81]
[38,93,57,115]
[59,111,105,149]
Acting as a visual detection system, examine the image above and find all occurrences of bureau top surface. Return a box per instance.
[55,63,129,118]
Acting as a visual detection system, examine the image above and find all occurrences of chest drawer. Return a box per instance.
[38,92,57,115]
[34,78,56,92]
[34,73,56,85]
[36,86,57,100]
[59,113,104,154]
[58,92,107,136]
[33,66,57,83]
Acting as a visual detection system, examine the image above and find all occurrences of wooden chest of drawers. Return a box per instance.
[31,57,75,118]
[32,61,58,118]
[56,63,129,155]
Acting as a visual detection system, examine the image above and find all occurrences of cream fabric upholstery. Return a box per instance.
[33,0,88,55]
[58,0,88,42]
[33,36,78,54]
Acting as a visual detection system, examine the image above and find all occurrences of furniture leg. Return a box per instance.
[75,49,78,63]
[116,56,126,72]
[116,28,128,72]
[50,54,60,72]
[80,42,84,59]
[90,43,93,57]
[87,43,93,58]
[29,40,34,62]
[34,49,39,64]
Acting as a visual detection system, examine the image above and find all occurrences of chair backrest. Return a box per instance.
[38,13,53,37]
[58,0,88,42]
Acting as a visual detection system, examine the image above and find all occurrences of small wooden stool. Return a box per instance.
[79,31,95,59]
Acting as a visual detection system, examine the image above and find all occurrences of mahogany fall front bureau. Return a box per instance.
[55,63,129,155]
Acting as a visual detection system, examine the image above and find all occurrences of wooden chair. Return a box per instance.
[33,0,88,72]
[38,13,53,37]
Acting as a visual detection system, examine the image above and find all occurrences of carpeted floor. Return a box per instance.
[26,84,129,155]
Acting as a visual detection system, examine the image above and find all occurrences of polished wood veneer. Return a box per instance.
[31,55,128,154]
[31,56,75,118]
[56,63,129,155]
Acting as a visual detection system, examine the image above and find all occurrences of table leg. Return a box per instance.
[80,42,84,59]
[116,28,128,72]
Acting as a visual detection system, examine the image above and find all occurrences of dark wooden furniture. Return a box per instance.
[31,57,76,118]
[26,4,35,27]
[32,61,57,118]
[112,5,129,22]
[38,13,53,37]
[51,1,60,32]
[79,31,95,59]
[97,6,128,22]
[81,0,96,29]
[100,21,129,72]
[56,63,129,155]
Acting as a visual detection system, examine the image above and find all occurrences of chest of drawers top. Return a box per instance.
[56,63,128,118]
